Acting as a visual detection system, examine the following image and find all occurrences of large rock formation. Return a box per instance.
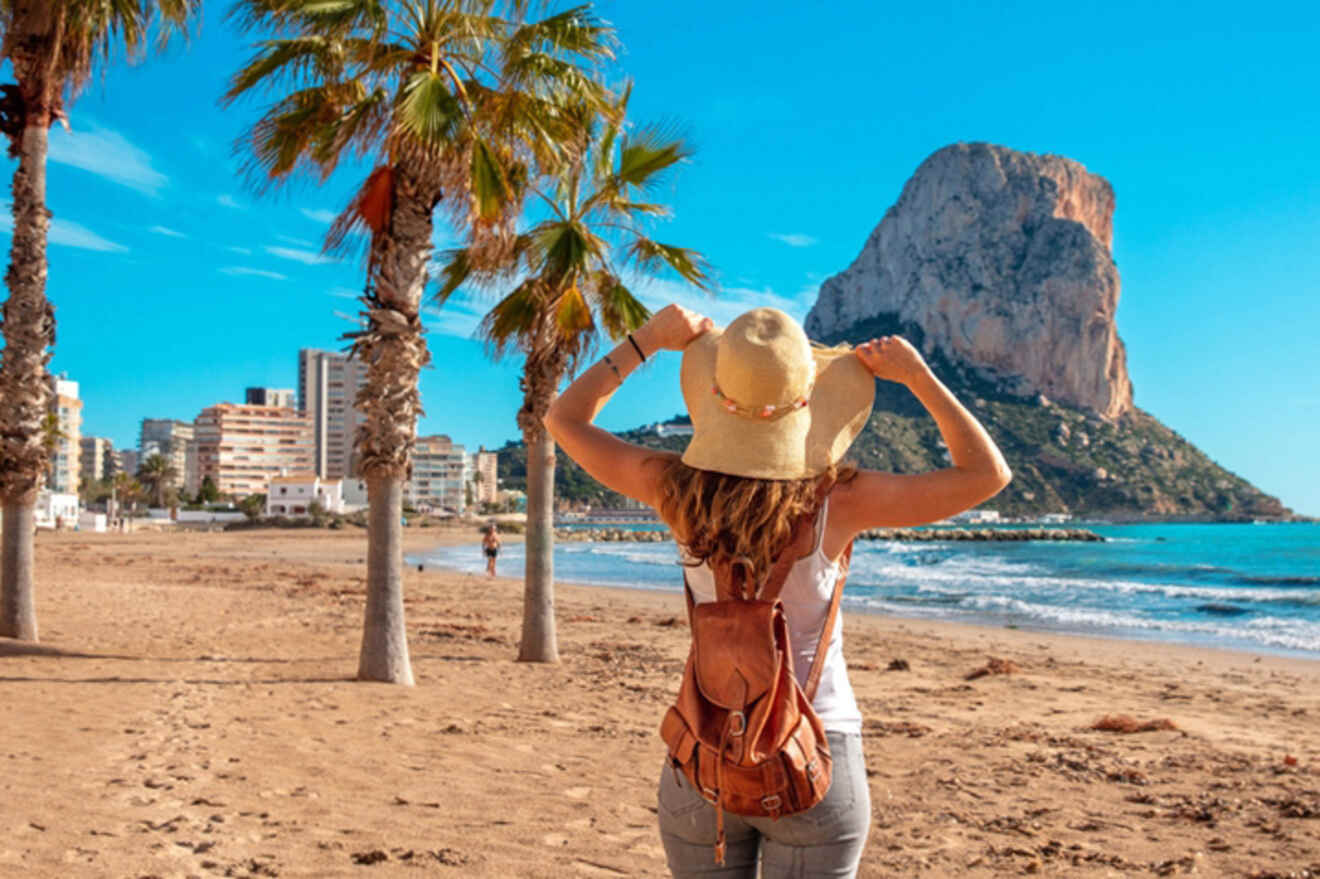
[805,143,1133,420]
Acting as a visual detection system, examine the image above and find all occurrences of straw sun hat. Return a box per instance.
[679,307,875,480]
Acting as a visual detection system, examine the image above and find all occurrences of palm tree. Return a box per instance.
[436,95,710,661]
[0,0,198,642]
[225,0,616,683]
[137,453,178,509]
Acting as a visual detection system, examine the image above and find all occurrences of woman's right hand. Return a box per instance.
[634,304,714,354]
[855,335,931,386]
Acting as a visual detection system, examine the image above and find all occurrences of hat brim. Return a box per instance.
[679,328,875,479]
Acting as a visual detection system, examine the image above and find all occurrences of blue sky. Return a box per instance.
[2,1,1318,516]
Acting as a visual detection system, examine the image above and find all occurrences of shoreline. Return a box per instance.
[414,534,1320,666]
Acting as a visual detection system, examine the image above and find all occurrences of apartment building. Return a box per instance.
[246,387,296,408]
[139,419,194,492]
[407,434,467,513]
[79,436,116,484]
[48,375,82,494]
[193,403,314,497]
[472,447,498,506]
[298,349,369,480]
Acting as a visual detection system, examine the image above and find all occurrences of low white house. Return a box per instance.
[265,474,345,516]
[950,509,1001,524]
[342,478,369,512]
[34,490,80,529]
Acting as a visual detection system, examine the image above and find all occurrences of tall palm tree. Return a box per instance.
[436,95,710,661]
[225,0,616,683]
[137,453,178,509]
[0,0,198,642]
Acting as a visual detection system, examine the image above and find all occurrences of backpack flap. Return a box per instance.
[690,599,782,709]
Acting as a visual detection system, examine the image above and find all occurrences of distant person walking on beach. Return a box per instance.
[544,304,1010,878]
[482,524,501,577]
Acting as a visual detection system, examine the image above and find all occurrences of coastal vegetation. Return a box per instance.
[226,0,619,681]
[435,91,710,663]
[0,0,199,642]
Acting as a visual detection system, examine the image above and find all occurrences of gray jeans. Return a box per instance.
[657,731,870,878]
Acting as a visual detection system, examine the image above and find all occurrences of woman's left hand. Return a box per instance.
[633,304,714,354]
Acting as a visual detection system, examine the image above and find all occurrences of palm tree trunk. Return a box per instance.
[357,475,413,684]
[0,122,54,642]
[516,340,568,663]
[518,425,558,661]
[1,501,36,640]
[350,164,439,684]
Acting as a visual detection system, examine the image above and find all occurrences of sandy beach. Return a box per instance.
[2,526,1318,878]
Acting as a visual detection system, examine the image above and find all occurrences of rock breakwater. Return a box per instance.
[554,527,1103,543]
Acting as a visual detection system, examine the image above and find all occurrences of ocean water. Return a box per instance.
[413,523,1320,659]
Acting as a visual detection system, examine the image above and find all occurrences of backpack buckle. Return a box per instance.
[701,786,719,804]
[728,711,746,736]
[761,794,782,812]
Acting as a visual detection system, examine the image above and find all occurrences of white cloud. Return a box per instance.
[301,208,338,224]
[275,234,317,247]
[217,195,243,209]
[226,245,253,255]
[632,277,813,329]
[265,245,335,265]
[768,233,818,248]
[329,286,360,300]
[422,298,487,339]
[0,205,128,253]
[47,123,167,196]
[150,225,186,239]
[220,266,287,280]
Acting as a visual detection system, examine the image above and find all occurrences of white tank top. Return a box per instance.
[678,498,863,735]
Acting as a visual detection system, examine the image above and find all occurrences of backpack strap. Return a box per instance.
[803,540,852,702]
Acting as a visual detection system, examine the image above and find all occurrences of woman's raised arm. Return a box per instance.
[830,336,1012,538]
[542,305,713,508]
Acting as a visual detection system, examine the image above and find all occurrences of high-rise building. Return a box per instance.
[139,419,193,491]
[245,387,297,408]
[473,447,499,506]
[79,436,116,484]
[48,375,82,494]
[407,435,467,513]
[117,449,139,478]
[193,403,314,497]
[298,349,369,480]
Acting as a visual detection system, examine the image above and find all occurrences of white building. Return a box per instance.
[298,349,369,480]
[48,376,82,495]
[471,447,499,506]
[408,435,467,514]
[652,421,693,438]
[265,474,345,516]
[34,490,80,529]
[139,418,193,493]
[951,509,1001,524]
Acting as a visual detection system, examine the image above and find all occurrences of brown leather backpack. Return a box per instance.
[659,488,853,864]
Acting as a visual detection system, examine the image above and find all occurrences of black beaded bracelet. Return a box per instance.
[627,333,647,363]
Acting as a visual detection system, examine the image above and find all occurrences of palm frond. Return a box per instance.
[588,272,650,339]
[613,123,692,192]
[625,238,712,290]
[396,70,465,144]
[479,278,545,358]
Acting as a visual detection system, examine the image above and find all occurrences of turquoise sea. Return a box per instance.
[414,523,1320,659]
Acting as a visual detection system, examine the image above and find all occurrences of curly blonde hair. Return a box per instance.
[652,456,855,583]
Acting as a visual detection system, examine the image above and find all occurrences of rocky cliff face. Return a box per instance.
[805,143,1134,420]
